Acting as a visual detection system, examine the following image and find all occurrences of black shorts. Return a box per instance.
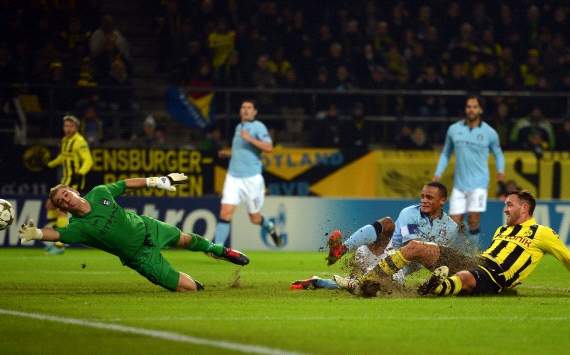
[469,258,505,295]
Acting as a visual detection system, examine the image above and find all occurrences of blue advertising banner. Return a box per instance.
[232,197,570,251]
[0,196,220,247]
[2,196,569,251]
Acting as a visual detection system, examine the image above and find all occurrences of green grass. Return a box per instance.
[1,248,569,355]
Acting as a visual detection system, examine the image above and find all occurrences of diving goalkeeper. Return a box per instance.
[18,173,249,292]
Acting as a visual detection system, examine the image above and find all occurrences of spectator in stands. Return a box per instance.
[314,24,334,62]
[198,125,224,154]
[89,15,130,75]
[280,69,305,142]
[334,65,357,91]
[396,125,431,150]
[556,118,570,151]
[489,102,512,147]
[544,34,570,83]
[105,58,133,108]
[371,21,393,55]
[0,45,16,83]
[58,16,91,53]
[339,102,369,150]
[252,53,276,109]
[342,18,365,61]
[477,62,503,90]
[208,19,236,81]
[131,115,159,148]
[252,54,276,89]
[322,42,349,78]
[310,103,340,147]
[415,65,446,116]
[76,57,97,88]
[510,107,556,152]
[267,47,292,85]
[424,26,443,63]
[294,45,317,87]
[520,49,544,89]
[81,105,104,146]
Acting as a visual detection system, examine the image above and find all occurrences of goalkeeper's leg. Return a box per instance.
[178,232,249,266]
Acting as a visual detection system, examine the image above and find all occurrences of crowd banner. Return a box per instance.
[90,148,215,197]
[4,146,570,199]
[2,146,215,197]
[229,149,570,199]
[231,196,570,251]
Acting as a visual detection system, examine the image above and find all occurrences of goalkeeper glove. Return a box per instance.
[19,220,43,242]
[146,173,188,192]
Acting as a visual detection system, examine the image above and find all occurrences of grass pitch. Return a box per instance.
[1,248,569,355]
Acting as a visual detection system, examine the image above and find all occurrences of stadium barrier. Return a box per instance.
[3,196,569,250]
[7,145,569,200]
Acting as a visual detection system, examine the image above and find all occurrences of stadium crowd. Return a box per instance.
[1,0,569,149]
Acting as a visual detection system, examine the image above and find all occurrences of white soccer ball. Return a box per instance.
[0,199,15,231]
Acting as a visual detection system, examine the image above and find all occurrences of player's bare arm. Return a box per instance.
[240,130,273,153]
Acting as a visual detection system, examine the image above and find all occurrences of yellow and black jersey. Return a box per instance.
[47,132,93,191]
[480,217,570,289]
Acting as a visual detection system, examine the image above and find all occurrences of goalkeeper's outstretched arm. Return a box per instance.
[19,220,60,242]
[123,173,188,192]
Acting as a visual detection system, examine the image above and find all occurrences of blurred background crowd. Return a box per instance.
[1,0,569,151]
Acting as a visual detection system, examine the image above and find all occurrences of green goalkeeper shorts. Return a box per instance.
[126,245,180,291]
[140,215,181,249]
[126,216,183,291]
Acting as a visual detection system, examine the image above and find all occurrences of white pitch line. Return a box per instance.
[0,308,307,355]
[104,315,570,322]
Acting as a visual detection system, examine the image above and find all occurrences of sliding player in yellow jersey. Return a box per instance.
[419,190,570,296]
[45,115,93,254]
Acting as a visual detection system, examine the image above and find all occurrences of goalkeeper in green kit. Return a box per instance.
[18,173,250,292]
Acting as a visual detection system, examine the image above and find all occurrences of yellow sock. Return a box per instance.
[46,209,58,227]
[434,275,462,296]
[56,213,69,228]
[378,250,409,276]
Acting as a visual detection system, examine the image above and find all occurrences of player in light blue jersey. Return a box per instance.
[213,100,282,247]
[434,95,505,247]
[328,183,475,284]
[329,183,478,296]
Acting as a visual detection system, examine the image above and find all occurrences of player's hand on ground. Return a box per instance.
[19,219,43,242]
[146,173,187,192]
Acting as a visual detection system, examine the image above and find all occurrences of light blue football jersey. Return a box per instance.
[435,120,505,190]
[228,120,272,177]
[389,204,460,249]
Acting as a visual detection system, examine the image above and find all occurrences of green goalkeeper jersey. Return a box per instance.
[57,181,148,262]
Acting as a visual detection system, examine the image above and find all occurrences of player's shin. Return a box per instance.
[377,250,410,276]
[260,215,274,232]
[433,275,463,296]
[186,233,224,256]
[344,224,378,250]
[353,250,410,291]
[213,219,231,245]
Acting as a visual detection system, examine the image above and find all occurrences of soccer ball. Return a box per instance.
[0,199,15,231]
